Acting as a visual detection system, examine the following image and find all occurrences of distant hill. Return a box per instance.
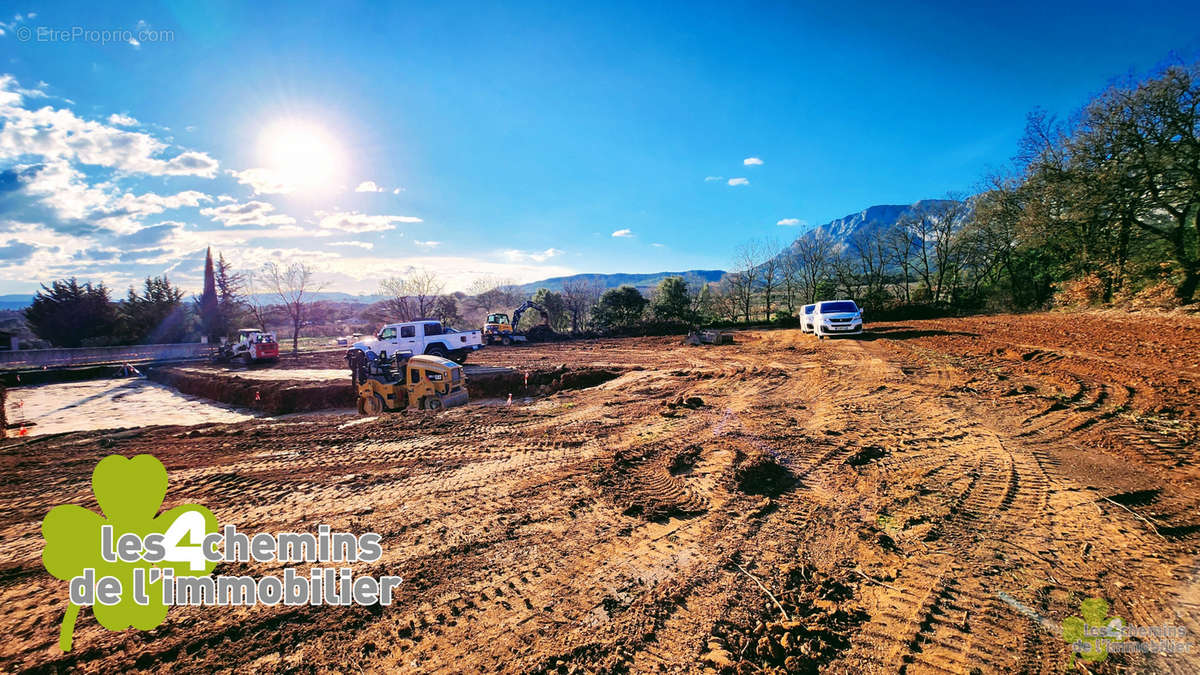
[519,270,726,293]
[0,294,35,311]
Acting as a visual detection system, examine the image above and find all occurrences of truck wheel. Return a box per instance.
[364,394,385,415]
[426,345,449,359]
[501,336,512,346]
[450,350,469,364]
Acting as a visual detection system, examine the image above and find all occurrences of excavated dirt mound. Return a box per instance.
[2,313,1199,673]
[148,367,354,414]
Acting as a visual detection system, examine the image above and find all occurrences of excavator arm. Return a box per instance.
[510,300,549,330]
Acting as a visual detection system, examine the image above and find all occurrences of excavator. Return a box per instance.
[482,300,552,345]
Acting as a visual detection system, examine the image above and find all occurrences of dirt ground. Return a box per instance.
[1,312,1198,673]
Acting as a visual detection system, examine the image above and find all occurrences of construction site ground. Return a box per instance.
[1,312,1198,673]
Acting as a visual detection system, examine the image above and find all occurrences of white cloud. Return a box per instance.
[314,210,422,233]
[0,76,218,177]
[728,177,749,186]
[229,168,295,195]
[503,248,563,263]
[392,187,404,194]
[777,218,806,226]
[704,176,723,182]
[611,228,634,238]
[107,113,138,127]
[413,240,440,248]
[7,160,214,234]
[743,157,763,166]
[355,180,385,193]
[200,201,296,228]
[650,242,665,248]
[330,241,375,250]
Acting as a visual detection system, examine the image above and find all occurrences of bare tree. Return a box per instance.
[730,241,766,322]
[263,261,322,354]
[469,276,524,314]
[885,224,917,303]
[757,238,783,321]
[847,228,889,306]
[793,232,835,303]
[780,252,802,314]
[378,278,414,322]
[243,268,271,332]
[710,276,742,322]
[405,269,445,318]
[561,279,603,333]
[379,269,446,322]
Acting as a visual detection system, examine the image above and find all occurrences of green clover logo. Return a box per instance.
[1062,597,1124,664]
[41,454,218,651]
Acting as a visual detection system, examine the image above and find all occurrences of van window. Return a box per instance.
[400,325,416,338]
[803,305,814,315]
[423,322,443,336]
[379,327,396,340]
[819,301,858,313]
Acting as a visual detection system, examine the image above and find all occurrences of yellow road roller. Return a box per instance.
[346,349,469,415]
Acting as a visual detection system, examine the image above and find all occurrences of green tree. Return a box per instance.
[118,276,189,344]
[592,285,647,330]
[24,278,117,348]
[198,248,220,341]
[214,252,246,337]
[530,287,568,331]
[651,276,694,325]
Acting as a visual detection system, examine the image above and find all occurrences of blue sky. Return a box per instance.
[1,1,1197,294]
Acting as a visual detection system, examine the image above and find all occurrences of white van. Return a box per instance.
[813,300,863,338]
[801,304,816,334]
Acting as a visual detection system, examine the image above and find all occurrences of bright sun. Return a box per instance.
[258,119,345,192]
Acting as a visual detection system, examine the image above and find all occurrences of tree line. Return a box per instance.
[708,58,1200,321]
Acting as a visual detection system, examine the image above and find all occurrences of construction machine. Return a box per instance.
[215,328,280,364]
[345,348,469,415]
[482,300,551,345]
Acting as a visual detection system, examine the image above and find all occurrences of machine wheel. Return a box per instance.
[501,336,512,346]
[241,352,253,365]
[425,397,443,412]
[363,394,385,415]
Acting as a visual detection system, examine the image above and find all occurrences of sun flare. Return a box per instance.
[258,119,345,192]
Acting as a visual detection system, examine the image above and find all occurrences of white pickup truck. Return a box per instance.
[352,320,484,364]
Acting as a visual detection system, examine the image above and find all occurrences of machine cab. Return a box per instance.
[483,313,513,335]
[405,355,469,409]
